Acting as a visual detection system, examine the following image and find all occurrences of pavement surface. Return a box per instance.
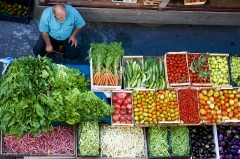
[1,19,240,66]
[0,16,240,159]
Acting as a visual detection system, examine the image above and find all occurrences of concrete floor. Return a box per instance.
[0,19,240,66]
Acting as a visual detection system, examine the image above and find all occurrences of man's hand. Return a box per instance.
[68,36,78,47]
[45,44,54,53]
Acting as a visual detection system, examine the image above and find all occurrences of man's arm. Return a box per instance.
[68,28,82,47]
[42,32,53,52]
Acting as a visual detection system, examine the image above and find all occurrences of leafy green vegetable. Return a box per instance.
[0,56,113,137]
[79,121,100,156]
[189,54,211,80]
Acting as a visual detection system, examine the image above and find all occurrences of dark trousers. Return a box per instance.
[33,35,81,59]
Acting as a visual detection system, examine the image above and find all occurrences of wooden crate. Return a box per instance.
[111,90,134,126]
[187,53,212,87]
[143,0,161,5]
[100,125,147,158]
[112,0,138,3]
[90,58,122,91]
[1,125,77,157]
[197,87,222,124]
[143,56,166,90]
[165,52,191,88]
[77,121,101,157]
[177,87,202,126]
[132,89,157,127]
[218,87,240,124]
[184,0,207,5]
[122,56,145,90]
[155,89,181,126]
[208,53,232,88]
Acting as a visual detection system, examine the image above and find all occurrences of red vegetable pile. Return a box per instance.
[166,54,189,84]
[112,92,133,124]
[2,126,74,155]
[178,89,201,124]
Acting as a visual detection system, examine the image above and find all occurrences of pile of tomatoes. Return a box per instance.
[178,89,201,124]
[166,54,189,84]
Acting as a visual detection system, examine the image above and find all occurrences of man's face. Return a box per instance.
[54,10,66,23]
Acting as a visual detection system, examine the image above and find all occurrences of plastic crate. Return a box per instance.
[0,0,31,24]
[189,125,219,159]
[146,126,171,158]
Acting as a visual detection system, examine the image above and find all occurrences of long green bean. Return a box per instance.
[149,127,170,157]
[169,126,190,156]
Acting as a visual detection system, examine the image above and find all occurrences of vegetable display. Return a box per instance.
[217,125,240,159]
[169,126,190,156]
[166,53,189,84]
[188,53,211,84]
[111,91,133,125]
[189,126,216,159]
[2,125,75,155]
[101,125,145,158]
[155,89,179,122]
[178,89,200,124]
[0,1,29,17]
[230,55,240,86]
[148,126,170,157]
[79,121,100,156]
[123,58,144,88]
[0,56,113,137]
[218,89,240,121]
[143,57,166,89]
[133,90,157,125]
[88,42,124,86]
[208,55,229,85]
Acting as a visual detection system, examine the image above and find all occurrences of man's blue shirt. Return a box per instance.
[39,5,85,40]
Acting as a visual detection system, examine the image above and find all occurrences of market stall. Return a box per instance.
[0,42,240,159]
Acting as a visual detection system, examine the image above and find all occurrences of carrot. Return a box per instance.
[105,76,108,86]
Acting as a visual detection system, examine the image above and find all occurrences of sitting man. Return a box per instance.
[33,3,85,59]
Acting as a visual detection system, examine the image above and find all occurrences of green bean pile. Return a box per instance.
[149,127,170,157]
[169,126,190,156]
